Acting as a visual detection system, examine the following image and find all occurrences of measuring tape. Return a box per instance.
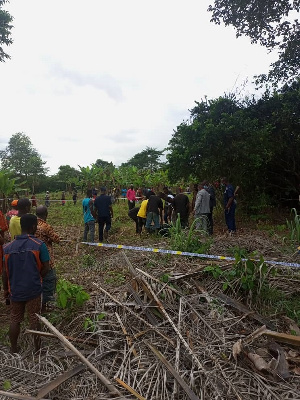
[81,241,300,268]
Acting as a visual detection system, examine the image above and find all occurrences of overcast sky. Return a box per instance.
[0,0,278,175]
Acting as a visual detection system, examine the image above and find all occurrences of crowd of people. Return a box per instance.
[0,177,237,353]
[82,177,238,242]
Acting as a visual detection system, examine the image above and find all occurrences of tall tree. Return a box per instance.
[56,165,80,192]
[208,0,300,86]
[0,0,13,62]
[167,84,300,205]
[0,133,48,181]
[94,159,114,169]
[122,147,165,171]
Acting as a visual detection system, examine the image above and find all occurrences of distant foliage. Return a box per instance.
[208,0,300,86]
[167,81,300,206]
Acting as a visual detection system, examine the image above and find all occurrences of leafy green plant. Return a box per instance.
[3,381,11,390]
[56,279,90,310]
[169,216,212,254]
[286,208,300,242]
[205,254,276,302]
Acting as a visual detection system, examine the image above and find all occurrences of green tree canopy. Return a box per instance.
[167,81,300,205]
[122,147,165,171]
[94,159,114,169]
[0,0,13,62]
[208,0,300,86]
[0,133,48,180]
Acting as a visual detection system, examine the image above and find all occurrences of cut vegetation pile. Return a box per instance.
[0,201,299,399]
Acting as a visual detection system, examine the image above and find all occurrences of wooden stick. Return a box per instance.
[0,391,47,400]
[25,329,98,346]
[264,330,300,347]
[141,278,204,371]
[36,364,86,399]
[115,377,146,400]
[37,315,126,399]
[115,312,138,357]
[145,341,200,400]
[92,282,175,346]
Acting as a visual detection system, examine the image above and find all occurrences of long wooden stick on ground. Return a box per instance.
[37,315,126,399]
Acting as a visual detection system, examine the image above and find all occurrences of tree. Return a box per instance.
[0,0,13,62]
[122,147,165,171]
[0,133,48,183]
[0,170,17,211]
[208,0,300,86]
[167,84,300,206]
[94,159,114,169]
[56,165,80,192]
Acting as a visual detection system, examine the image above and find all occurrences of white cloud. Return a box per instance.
[0,0,278,174]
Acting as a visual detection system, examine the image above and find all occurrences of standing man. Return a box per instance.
[194,182,211,233]
[35,205,60,310]
[173,190,190,228]
[221,177,237,234]
[94,187,114,242]
[45,191,50,207]
[72,190,78,205]
[3,214,50,353]
[9,198,31,240]
[145,192,163,234]
[126,184,136,210]
[203,180,216,235]
[82,189,96,242]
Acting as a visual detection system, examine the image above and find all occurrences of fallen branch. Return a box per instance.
[37,315,126,399]
[0,391,47,400]
[25,329,98,346]
[115,377,146,400]
[92,282,175,346]
[264,330,300,347]
[145,340,200,400]
[36,364,86,399]
[217,293,276,330]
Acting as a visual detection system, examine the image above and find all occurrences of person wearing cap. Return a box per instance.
[6,200,18,223]
[9,198,31,240]
[94,187,113,242]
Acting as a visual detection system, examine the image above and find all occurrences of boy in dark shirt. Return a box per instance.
[3,214,50,353]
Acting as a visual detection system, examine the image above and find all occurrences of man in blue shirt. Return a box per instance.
[3,214,50,353]
[221,177,237,233]
[82,189,96,242]
[94,187,114,242]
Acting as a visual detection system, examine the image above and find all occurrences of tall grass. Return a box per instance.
[168,215,212,254]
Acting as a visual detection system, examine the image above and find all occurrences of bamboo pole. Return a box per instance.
[37,315,126,399]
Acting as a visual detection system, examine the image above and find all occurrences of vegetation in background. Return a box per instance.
[167,81,300,207]
[0,0,13,62]
[208,0,300,86]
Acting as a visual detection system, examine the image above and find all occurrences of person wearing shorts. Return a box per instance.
[3,214,50,353]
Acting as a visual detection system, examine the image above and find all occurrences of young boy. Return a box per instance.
[2,214,50,353]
